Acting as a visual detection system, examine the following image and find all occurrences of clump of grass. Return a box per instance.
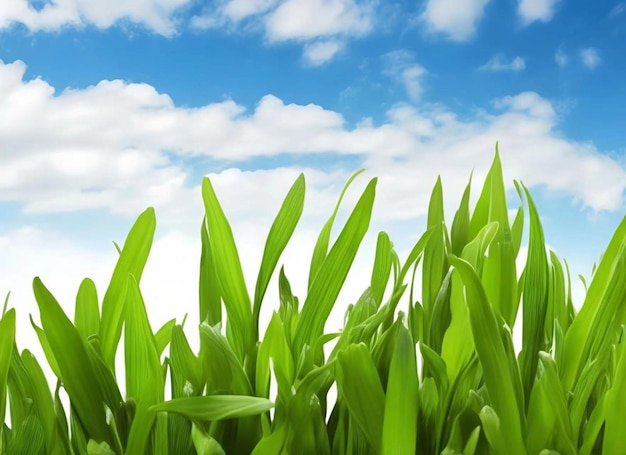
[1,146,626,454]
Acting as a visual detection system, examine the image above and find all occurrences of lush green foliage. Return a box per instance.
[2,148,626,454]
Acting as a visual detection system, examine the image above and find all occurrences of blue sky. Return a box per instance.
[1,0,625,347]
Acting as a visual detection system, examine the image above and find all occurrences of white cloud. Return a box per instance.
[1,58,625,224]
[303,40,344,66]
[0,0,190,35]
[420,0,493,41]
[190,0,374,64]
[479,54,526,72]
[517,0,560,24]
[554,48,568,67]
[382,50,427,102]
[580,48,601,69]
[264,0,373,42]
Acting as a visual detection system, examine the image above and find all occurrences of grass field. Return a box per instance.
[2,148,625,454]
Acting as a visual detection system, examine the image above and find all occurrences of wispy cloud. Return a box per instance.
[580,48,601,69]
[517,0,561,25]
[382,50,427,102]
[479,55,526,72]
[302,40,344,66]
[420,0,493,41]
[609,2,626,17]
[554,48,568,67]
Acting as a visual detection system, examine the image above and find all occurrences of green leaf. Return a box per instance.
[124,275,164,454]
[450,175,472,256]
[448,256,526,455]
[371,231,393,308]
[560,213,626,391]
[382,325,418,455]
[308,169,365,289]
[202,177,253,361]
[74,278,100,340]
[294,178,377,355]
[0,308,15,423]
[100,207,156,369]
[336,343,385,453]
[253,173,305,340]
[199,216,221,326]
[154,318,176,357]
[33,277,113,447]
[5,415,45,454]
[517,182,550,405]
[151,395,274,421]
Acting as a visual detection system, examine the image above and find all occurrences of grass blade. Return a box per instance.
[100,207,156,369]
[202,177,252,361]
[253,173,305,341]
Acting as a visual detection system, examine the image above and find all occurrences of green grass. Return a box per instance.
[2,146,626,454]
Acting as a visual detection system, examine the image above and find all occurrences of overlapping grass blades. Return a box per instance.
[1,146,626,454]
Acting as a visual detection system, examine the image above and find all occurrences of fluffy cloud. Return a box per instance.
[420,0,493,41]
[479,55,526,72]
[517,0,560,24]
[580,48,601,69]
[302,40,344,66]
[0,0,189,35]
[191,0,374,64]
[1,58,625,223]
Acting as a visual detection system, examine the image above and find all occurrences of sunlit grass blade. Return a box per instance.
[75,278,100,340]
[33,277,114,447]
[151,395,274,420]
[100,207,156,369]
[199,215,221,326]
[336,343,385,453]
[0,308,15,424]
[294,178,377,356]
[602,329,626,452]
[253,173,305,340]
[308,169,365,289]
[382,323,418,455]
[20,349,58,452]
[516,182,549,404]
[448,255,526,455]
[370,231,393,308]
[5,415,45,454]
[124,274,164,454]
[450,175,472,256]
[202,177,253,361]
[560,214,626,391]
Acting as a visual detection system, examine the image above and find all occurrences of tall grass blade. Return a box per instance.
[202,177,253,362]
[294,178,376,355]
[253,173,305,340]
[100,207,156,370]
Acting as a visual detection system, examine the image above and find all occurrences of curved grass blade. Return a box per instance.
[448,256,526,455]
[0,308,15,423]
[371,231,393,308]
[308,169,365,289]
[253,173,305,341]
[516,182,549,405]
[33,277,113,447]
[202,177,252,361]
[382,324,418,455]
[124,275,165,454]
[100,207,156,369]
[151,395,274,421]
[199,216,221,326]
[336,343,385,453]
[75,278,100,340]
[294,178,376,355]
